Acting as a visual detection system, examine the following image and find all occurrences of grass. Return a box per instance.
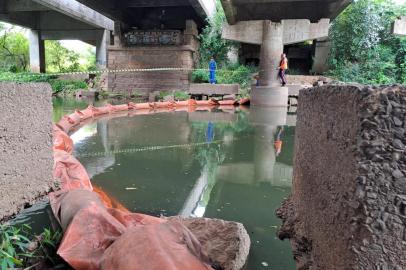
[0,224,63,269]
[0,72,87,95]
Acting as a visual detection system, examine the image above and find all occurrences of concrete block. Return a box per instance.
[188,83,239,95]
[250,85,288,107]
[278,84,406,269]
[0,83,54,221]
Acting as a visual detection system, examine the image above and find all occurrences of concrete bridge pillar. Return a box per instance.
[222,18,330,107]
[252,20,288,107]
[258,21,283,87]
[96,30,109,69]
[312,38,331,74]
[29,30,45,73]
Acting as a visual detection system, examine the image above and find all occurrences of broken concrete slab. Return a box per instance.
[169,217,251,270]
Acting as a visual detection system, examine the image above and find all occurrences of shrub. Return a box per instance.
[191,69,208,83]
[0,224,62,269]
[0,72,87,94]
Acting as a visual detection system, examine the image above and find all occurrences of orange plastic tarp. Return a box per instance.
[53,125,73,154]
[53,150,93,191]
[76,107,94,121]
[49,100,254,270]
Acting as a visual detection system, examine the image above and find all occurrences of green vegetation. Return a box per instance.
[0,23,95,73]
[192,64,256,97]
[327,0,406,84]
[0,24,29,72]
[195,0,255,95]
[0,224,62,269]
[0,72,87,95]
[157,90,190,101]
[45,40,96,73]
[198,0,236,65]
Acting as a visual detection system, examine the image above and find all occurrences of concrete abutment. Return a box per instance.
[0,83,54,221]
[278,84,406,269]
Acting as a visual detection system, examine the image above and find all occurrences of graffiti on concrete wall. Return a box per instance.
[125,30,182,46]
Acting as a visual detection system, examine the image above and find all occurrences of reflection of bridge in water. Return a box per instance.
[71,107,296,218]
[180,106,296,217]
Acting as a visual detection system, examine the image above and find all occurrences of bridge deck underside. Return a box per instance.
[221,0,351,23]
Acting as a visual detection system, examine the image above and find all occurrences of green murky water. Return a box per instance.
[15,97,297,270]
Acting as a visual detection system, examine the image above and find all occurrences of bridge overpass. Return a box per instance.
[0,0,215,89]
[220,0,351,106]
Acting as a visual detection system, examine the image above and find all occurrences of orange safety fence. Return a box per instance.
[50,99,249,270]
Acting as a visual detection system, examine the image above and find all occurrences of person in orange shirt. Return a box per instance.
[274,126,284,156]
[278,53,288,86]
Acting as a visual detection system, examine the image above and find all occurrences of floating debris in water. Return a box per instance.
[261,261,269,267]
[216,209,221,212]
[125,187,137,190]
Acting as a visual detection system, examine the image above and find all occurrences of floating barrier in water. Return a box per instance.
[76,139,232,158]
[50,99,251,270]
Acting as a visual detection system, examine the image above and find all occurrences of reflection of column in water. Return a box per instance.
[84,119,115,179]
[98,119,110,153]
[253,125,277,184]
[249,106,287,185]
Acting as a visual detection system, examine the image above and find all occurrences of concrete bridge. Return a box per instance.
[220,0,351,106]
[0,0,215,94]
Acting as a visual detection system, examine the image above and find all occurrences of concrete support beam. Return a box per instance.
[259,20,283,87]
[222,18,329,107]
[312,38,331,74]
[5,0,49,12]
[0,12,37,29]
[189,0,216,19]
[222,19,330,45]
[40,29,103,41]
[29,30,45,73]
[32,0,114,31]
[393,16,406,36]
[96,30,109,68]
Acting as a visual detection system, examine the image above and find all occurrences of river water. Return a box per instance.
[13,97,297,270]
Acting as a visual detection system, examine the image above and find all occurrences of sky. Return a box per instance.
[60,40,95,55]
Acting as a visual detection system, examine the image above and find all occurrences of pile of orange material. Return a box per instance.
[55,99,248,133]
[51,99,249,270]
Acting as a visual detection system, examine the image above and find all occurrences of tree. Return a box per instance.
[0,23,29,72]
[198,0,237,67]
[45,40,81,73]
[328,0,406,84]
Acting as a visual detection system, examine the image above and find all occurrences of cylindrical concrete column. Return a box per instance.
[96,30,109,68]
[258,20,284,87]
[29,30,45,73]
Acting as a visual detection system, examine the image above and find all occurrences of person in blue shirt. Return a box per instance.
[209,57,217,84]
[206,122,214,143]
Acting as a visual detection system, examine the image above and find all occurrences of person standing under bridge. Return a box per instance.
[209,57,217,84]
[278,53,288,86]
